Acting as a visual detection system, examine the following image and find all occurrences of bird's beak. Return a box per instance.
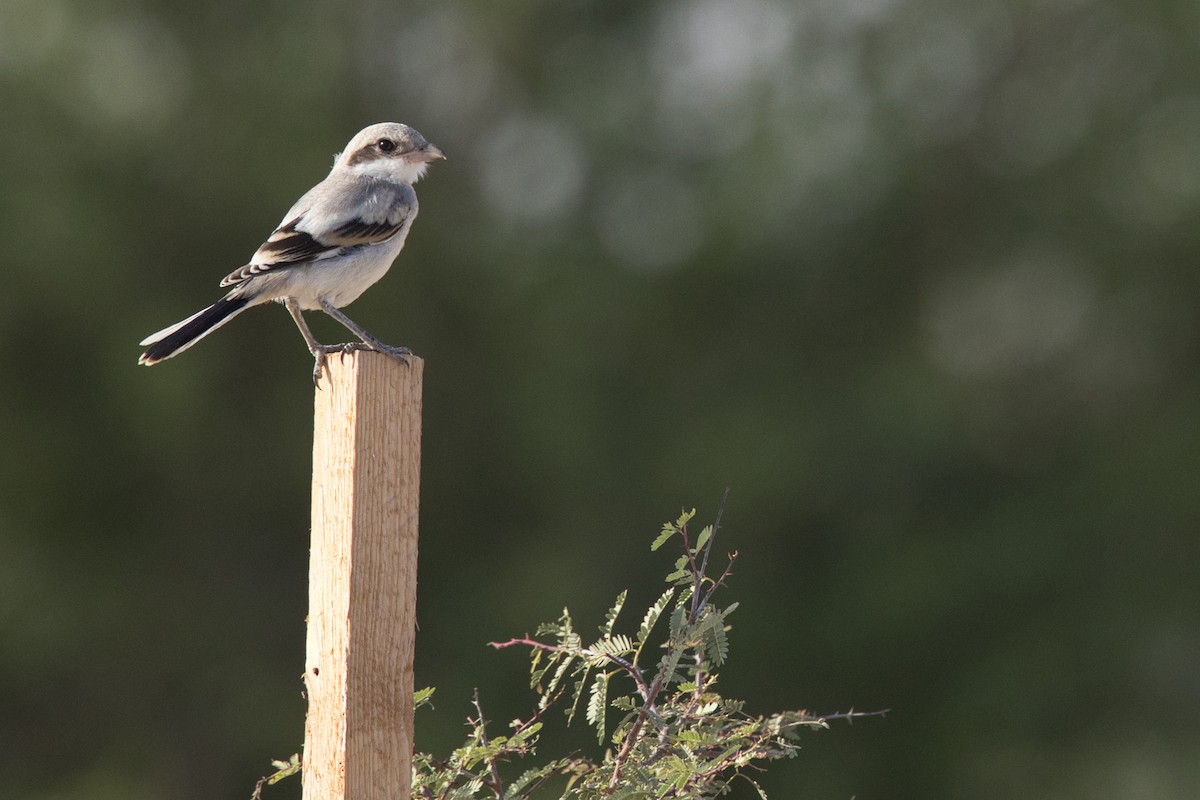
[413,143,446,163]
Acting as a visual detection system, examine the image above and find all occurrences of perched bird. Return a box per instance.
[138,122,444,384]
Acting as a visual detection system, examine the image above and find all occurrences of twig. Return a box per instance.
[491,637,650,699]
[679,522,704,621]
[249,755,300,800]
[489,636,569,653]
[697,488,729,595]
[688,493,731,623]
[608,663,672,790]
[613,498,729,790]
[821,707,890,723]
[472,689,505,799]
[609,711,646,789]
[696,551,737,619]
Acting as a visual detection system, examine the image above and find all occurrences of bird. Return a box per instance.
[138,122,444,385]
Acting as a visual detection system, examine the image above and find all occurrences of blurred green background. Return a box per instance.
[3,0,1200,797]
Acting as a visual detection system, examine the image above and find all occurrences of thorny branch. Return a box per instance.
[471,689,505,799]
[254,501,886,800]
[695,487,729,614]
[609,507,740,790]
[489,637,652,700]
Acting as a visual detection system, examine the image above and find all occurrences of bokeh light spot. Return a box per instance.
[479,114,587,224]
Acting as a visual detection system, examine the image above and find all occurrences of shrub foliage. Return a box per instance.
[255,501,878,799]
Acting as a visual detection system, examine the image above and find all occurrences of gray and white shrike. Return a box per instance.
[138,122,444,384]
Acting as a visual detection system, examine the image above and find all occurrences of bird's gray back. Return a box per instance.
[284,172,418,230]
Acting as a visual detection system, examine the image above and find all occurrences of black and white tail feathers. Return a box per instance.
[138,296,251,366]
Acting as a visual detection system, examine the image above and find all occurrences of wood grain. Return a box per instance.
[303,351,423,800]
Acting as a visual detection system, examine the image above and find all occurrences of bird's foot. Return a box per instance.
[310,344,361,387]
[365,342,412,366]
[311,348,330,387]
[311,343,411,387]
[338,341,410,364]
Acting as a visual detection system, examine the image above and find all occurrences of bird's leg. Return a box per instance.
[318,299,411,365]
[283,297,352,386]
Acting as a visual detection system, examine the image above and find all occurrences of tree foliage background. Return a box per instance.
[2,0,1199,798]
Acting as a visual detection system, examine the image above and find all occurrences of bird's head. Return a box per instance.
[337,122,445,184]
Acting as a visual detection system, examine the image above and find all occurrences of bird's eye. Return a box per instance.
[377,138,397,152]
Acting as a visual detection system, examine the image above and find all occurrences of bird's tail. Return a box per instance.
[138,295,252,366]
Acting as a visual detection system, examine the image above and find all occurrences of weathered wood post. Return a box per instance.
[303,351,423,800]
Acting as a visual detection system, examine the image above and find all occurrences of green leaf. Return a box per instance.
[611,695,638,711]
[664,567,690,584]
[413,686,436,708]
[651,523,676,551]
[402,503,852,800]
[675,508,697,529]
[591,633,633,656]
[510,721,542,744]
[529,649,550,690]
[701,609,729,667]
[269,753,298,772]
[666,554,693,585]
[265,753,300,785]
[554,607,575,645]
[586,671,609,743]
[545,653,575,697]
[638,588,674,645]
[740,774,770,799]
[601,590,627,636]
[668,603,687,639]
[658,643,684,687]
[505,759,578,798]
[566,667,591,726]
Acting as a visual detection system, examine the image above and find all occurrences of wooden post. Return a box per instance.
[303,351,423,800]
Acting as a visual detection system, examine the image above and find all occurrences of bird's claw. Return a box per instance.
[311,342,412,387]
[311,344,354,387]
[373,343,412,366]
[312,350,329,387]
[335,342,370,364]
